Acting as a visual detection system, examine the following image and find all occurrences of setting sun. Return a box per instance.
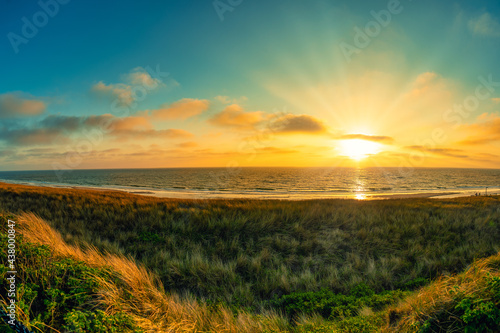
[339,139,381,160]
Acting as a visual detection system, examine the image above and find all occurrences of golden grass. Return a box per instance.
[15,212,288,333]
[385,252,500,332]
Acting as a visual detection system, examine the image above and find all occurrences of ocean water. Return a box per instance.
[0,167,499,200]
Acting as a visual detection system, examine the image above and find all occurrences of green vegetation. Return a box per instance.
[1,182,500,332]
[389,250,500,332]
[268,285,410,320]
[0,215,142,333]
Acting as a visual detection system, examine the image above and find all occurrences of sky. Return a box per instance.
[1,0,500,171]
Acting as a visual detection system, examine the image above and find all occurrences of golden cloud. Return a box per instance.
[152,98,210,120]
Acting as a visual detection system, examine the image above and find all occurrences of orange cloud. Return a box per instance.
[405,145,469,158]
[256,147,298,154]
[459,115,500,145]
[152,98,210,120]
[111,116,152,131]
[0,93,46,118]
[176,141,199,148]
[209,104,267,129]
[0,128,67,145]
[271,114,328,134]
[111,128,193,142]
[338,134,394,143]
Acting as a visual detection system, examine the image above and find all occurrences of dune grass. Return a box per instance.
[386,250,500,332]
[2,211,500,332]
[1,182,499,313]
[0,212,289,332]
[1,182,500,332]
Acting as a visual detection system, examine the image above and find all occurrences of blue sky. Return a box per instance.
[1,0,500,170]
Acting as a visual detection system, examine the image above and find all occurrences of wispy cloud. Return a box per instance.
[271,114,328,134]
[92,81,135,106]
[91,67,175,107]
[209,104,268,129]
[152,98,210,120]
[337,134,394,143]
[126,67,164,87]
[214,95,248,104]
[176,141,199,148]
[0,112,193,146]
[0,93,46,118]
[458,114,500,145]
[0,128,68,146]
[110,128,193,142]
[468,12,500,37]
[255,146,298,154]
[405,145,469,158]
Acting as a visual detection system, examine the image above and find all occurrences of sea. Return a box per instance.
[0,167,499,200]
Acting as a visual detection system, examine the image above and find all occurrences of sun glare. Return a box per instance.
[339,139,381,160]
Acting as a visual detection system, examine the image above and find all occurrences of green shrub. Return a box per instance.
[335,314,384,333]
[62,310,142,333]
[458,299,500,333]
[268,285,408,320]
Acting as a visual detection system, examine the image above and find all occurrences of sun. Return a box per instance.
[339,139,381,160]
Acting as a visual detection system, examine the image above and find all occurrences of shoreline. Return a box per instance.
[0,180,498,201]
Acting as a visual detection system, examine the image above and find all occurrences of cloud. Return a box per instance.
[0,128,67,146]
[458,114,500,145]
[0,113,193,146]
[22,148,56,155]
[214,96,231,104]
[110,128,193,141]
[176,141,199,148]
[0,149,17,158]
[92,81,134,106]
[337,134,394,143]
[110,116,152,131]
[468,12,500,37]
[405,145,469,158]
[126,67,164,88]
[83,114,193,141]
[492,98,500,104]
[209,104,267,129]
[152,98,210,120]
[91,67,175,107]
[414,72,438,86]
[40,115,83,131]
[405,72,449,99]
[256,147,298,154]
[0,115,80,146]
[214,95,248,104]
[271,114,328,134]
[0,93,46,118]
